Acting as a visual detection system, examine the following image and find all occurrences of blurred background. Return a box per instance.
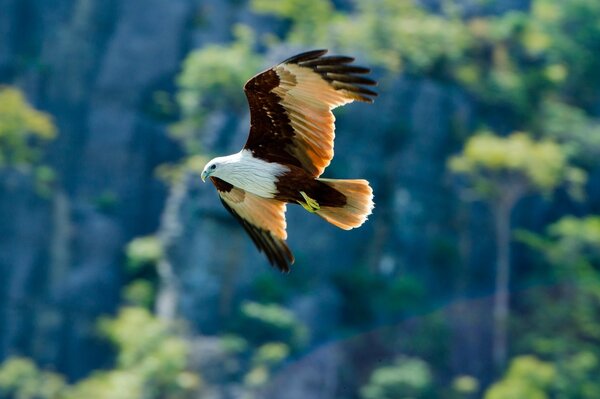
[1,0,600,398]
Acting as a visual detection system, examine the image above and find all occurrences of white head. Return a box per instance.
[200,154,240,182]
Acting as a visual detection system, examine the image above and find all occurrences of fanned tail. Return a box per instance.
[315,178,374,230]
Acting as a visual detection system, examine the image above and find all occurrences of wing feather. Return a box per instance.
[243,49,377,177]
[210,177,294,272]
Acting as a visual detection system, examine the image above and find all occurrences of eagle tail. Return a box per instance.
[315,178,374,230]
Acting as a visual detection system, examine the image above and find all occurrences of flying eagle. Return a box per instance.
[201,49,376,272]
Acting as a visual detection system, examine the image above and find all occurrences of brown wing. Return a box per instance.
[210,177,294,272]
[243,49,377,177]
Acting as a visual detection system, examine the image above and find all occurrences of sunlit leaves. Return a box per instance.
[485,353,600,399]
[97,307,200,398]
[239,301,308,349]
[244,342,290,388]
[361,356,432,399]
[526,0,600,103]
[0,87,56,170]
[331,0,472,73]
[449,132,585,200]
[549,217,600,252]
[0,358,66,399]
[484,356,555,399]
[534,216,600,275]
[452,375,479,396]
[252,342,289,367]
[125,235,163,273]
[537,99,600,164]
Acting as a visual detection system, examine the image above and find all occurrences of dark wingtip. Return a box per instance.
[285,51,377,102]
[282,49,328,65]
[299,56,355,67]
[273,244,295,273]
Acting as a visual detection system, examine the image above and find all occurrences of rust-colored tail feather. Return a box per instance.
[315,178,374,230]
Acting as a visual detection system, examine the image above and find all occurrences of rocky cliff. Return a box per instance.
[0,0,534,388]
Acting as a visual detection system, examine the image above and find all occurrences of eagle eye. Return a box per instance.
[210,164,216,170]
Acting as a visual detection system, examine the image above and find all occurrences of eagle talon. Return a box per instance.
[298,191,320,213]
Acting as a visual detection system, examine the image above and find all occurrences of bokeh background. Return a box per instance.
[1,0,600,398]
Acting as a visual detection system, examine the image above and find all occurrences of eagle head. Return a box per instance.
[201,160,218,182]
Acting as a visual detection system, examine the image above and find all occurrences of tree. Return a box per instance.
[449,132,585,370]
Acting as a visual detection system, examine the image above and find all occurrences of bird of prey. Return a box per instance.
[201,49,376,272]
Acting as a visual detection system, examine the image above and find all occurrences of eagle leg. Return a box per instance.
[297,191,320,213]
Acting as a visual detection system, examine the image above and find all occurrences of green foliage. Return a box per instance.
[485,353,600,398]
[518,215,600,282]
[0,358,66,399]
[216,332,293,390]
[63,371,145,399]
[484,356,555,399]
[0,87,56,170]
[555,352,600,399]
[546,216,600,265]
[0,309,203,399]
[173,25,263,154]
[553,352,600,399]
[510,216,600,398]
[125,235,163,273]
[83,307,200,399]
[537,99,600,164]
[449,132,585,200]
[244,342,290,388]
[251,0,334,44]
[122,279,155,308]
[33,165,57,197]
[332,1,471,73]
[361,356,433,399]
[523,216,600,348]
[237,301,308,349]
[452,375,479,397]
[447,0,600,117]
[122,236,162,309]
[219,334,249,355]
[251,342,289,367]
[526,0,600,104]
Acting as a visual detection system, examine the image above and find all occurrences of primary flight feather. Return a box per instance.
[201,49,376,272]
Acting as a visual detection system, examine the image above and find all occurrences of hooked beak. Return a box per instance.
[201,170,209,182]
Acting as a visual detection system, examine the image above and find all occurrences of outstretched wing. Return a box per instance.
[210,177,294,272]
[243,49,377,177]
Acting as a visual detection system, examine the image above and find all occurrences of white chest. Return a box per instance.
[219,150,289,198]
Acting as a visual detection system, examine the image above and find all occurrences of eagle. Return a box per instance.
[201,49,376,272]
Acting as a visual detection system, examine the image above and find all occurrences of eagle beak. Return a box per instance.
[201,170,209,182]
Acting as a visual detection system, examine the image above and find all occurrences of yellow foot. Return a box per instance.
[297,191,320,213]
